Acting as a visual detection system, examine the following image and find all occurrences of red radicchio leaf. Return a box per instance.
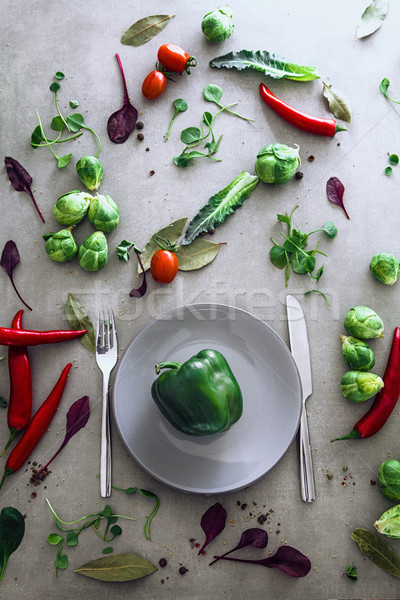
[130,250,147,297]
[209,528,268,566]
[326,176,349,219]
[198,502,227,555]
[4,156,45,223]
[107,53,138,144]
[38,395,90,473]
[0,240,32,311]
[213,544,311,578]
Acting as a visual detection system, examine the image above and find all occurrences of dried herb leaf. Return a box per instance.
[322,82,351,123]
[121,15,175,46]
[65,293,95,353]
[1,240,32,311]
[138,218,188,273]
[326,176,349,219]
[75,553,157,582]
[357,0,389,39]
[175,239,224,271]
[351,528,400,578]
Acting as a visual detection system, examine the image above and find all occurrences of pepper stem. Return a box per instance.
[155,361,182,374]
[335,123,347,133]
[0,429,19,457]
[331,429,361,442]
[0,467,13,490]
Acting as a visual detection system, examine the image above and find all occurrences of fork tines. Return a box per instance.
[96,310,117,355]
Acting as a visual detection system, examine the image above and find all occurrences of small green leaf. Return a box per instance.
[389,154,399,165]
[204,83,224,104]
[110,525,122,537]
[51,116,65,132]
[345,564,358,581]
[385,166,393,176]
[173,154,190,168]
[270,245,287,269]
[277,213,290,225]
[50,82,60,93]
[66,531,79,547]
[181,127,202,145]
[70,100,79,108]
[203,111,213,126]
[65,293,95,353]
[292,252,315,274]
[315,265,324,282]
[66,113,84,132]
[121,15,175,47]
[55,553,69,570]
[31,125,45,148]
[47,533,63,546]
[173,98,188,112]
[322,222,338,238]
[75,553,158,582]
[57,154,72,168]
[304,289,331,306]
[102,546,114,554]
[54,72,65,80]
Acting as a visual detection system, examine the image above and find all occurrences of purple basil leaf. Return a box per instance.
[326,176,349,219]
[213,545,311,578]
[198,502,227,555]
[4,156,45,223]
[0,240,32,311]
[38,395,90,473]
[107,54,138,144]
[130,251,147,297]
[210,528,268,566]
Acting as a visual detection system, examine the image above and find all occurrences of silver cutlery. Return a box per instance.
[95,310,118,498]
[286,295,316,503]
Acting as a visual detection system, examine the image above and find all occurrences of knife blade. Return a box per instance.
[286,295,316,503]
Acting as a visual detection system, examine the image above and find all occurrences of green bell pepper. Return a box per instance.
[151,349,243,436]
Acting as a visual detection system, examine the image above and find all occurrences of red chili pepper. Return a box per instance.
[0,311,33,456]
[333,327,400,441]
[0,327,87,346]
[0,363,72,489]
[259,83,347,137]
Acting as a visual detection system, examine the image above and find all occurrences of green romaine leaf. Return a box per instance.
[121,15,175,46]
[209,49,320,81]
[351,528,400,578]
[65,293,95,353]
[0,507,25,582]
[75,553,158,582]
[182,171,259,245]
[175,238,224,270]
[322,82,351,123]
[356,0,388,39]
[138,218,188,273]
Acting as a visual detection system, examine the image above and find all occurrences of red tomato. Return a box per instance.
[150,250,179,284]
[142,70,167,100]
[158,44,196,73]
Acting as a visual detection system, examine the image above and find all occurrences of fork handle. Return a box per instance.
[100,375,112,497]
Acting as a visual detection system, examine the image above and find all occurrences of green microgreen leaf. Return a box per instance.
[102,546,114,554]
[55,553,69,570]
[116,240,141,261]
[389,154,399,165]
[181,126,202,145]
[50,82,60,93]
[110,525,122,537]
[70,99,79,108]
[385,166,393,176]
[380,77,400,104]
[57,153,72,168]
[304,289,331,306]
[165,98,188,141]
[204,83,254,121]
[66,531,79,547]
[54,71,65,80]
[51,116,65,132]
[345,563,358,581]
[47,533,64,546]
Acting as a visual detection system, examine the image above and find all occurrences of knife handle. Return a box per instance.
[299,405,316,503]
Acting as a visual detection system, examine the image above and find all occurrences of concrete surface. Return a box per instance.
[1,0,400,598]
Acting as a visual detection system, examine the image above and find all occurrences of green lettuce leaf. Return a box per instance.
[182,171,259,245]
[209,50,320,81]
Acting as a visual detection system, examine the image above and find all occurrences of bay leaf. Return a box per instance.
[65,293,95,353]
[356,0,389,39]
[121,15,175,46]
[322,82,351,123]
[75,553,157,582]
[176,239,224,271]
[138,218,188,274]
[351,528,400,578]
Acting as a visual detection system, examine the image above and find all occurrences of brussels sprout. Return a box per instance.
[369,253,400,285]
[340,335,375,371]
[53,190,92,226]
[255,143,300,185]
[374,504,400,538]
[201,6,234,44]
[344,306,384,339]
[379,460,400,501]
[78,231,108,271]
[340,370,384,403]
[43,227,78,263]
[76,156,104,191]
[88,194,119,233]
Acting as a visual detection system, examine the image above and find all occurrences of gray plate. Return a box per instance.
[112,303,302,494]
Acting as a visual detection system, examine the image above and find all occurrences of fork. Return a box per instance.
[95,310,118,497]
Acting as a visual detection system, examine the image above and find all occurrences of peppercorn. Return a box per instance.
[136,121,144,130]
[149,170,155,177]
[179,566,188,575]
[308,155,315,162]
[137,133,144,141]
[295,171,304,180]
[159,558,167,567]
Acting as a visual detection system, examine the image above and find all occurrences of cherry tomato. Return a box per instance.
[150,249,179,284]
[157,43,197,74]
[142,70,167,100]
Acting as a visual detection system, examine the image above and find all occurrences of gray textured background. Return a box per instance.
[1,1,400,598]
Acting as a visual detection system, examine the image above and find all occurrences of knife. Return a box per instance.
[286,295,316,503]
